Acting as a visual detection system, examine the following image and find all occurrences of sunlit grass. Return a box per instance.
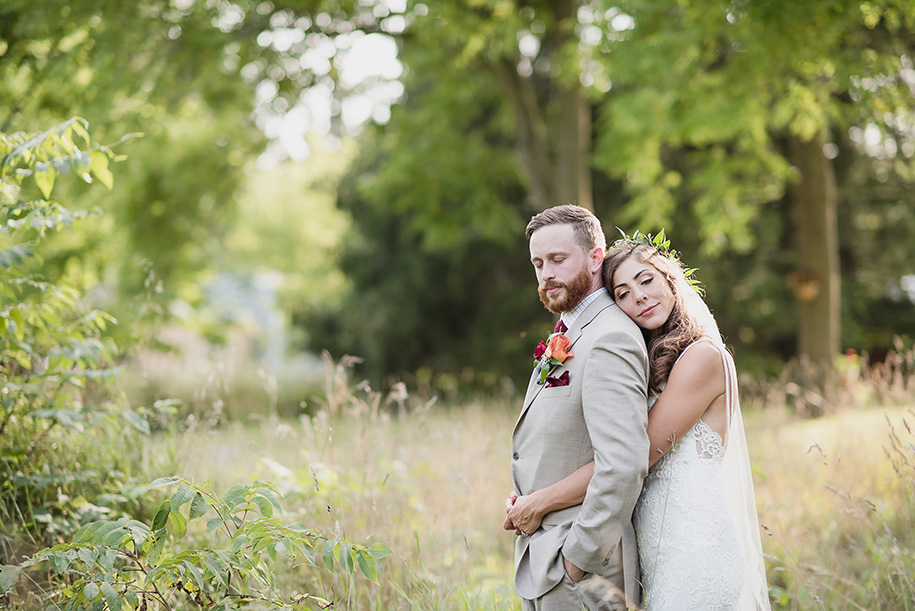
[146,396,520,609]
[748,406,915,609]
[8,344,915,610]
[138,385,915,610]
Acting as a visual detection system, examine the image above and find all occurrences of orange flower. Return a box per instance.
[546,333,573,363]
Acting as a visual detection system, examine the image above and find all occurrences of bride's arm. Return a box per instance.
[646,341,725,467]
[506,461,594,535]
[506,343,725,531]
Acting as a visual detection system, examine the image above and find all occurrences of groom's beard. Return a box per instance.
[538,262,593,314]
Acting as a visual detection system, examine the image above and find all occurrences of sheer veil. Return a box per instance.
[679,278,772,611]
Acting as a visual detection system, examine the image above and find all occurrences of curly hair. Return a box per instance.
[603,243,705,395]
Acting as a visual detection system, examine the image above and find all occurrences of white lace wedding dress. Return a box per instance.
[633,339,770,610]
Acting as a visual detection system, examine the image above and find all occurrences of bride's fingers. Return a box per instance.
[504,492,518,513]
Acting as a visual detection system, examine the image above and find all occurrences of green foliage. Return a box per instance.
[0,122,393,608]
[307,0,915,382]
[0,119,150,547]
[5,477,390,609]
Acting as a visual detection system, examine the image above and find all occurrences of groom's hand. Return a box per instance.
[562,555,585,582]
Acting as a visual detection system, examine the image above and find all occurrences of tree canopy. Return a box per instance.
[3,0,915,388]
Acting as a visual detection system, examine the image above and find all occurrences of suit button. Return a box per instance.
[512,452,520,460]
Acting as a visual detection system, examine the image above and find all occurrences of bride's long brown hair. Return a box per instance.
[603,243,705,395]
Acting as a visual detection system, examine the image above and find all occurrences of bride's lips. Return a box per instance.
[639,304,658,317]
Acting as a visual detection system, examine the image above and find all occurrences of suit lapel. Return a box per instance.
[515,290,614,428]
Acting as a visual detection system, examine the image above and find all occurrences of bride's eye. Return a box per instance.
[641,276,653,286]
[615,290,629,300]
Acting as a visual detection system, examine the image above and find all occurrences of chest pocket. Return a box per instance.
[536,384,573,399]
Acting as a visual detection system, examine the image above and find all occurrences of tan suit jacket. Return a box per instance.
[512,290,649,602]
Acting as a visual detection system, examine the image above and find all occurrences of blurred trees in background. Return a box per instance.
[2,0,915,390]
[307,0,915,384]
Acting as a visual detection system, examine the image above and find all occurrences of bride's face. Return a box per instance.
[610,257,675,331]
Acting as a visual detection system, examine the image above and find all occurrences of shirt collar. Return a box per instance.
[561,288,607,329]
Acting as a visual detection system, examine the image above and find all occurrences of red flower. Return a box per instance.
[533,340,547,360]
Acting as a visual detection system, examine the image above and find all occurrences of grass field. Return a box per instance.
[6,348,915,610]
[140,385,915,610]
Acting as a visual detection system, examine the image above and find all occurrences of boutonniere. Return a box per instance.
[533,332,574,385]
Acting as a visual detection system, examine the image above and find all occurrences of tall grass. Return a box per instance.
[7,341,915,609]
[141,373,520,609]
[135,348,915,610]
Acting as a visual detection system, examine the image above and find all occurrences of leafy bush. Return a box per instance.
[0,118,144,552]
[0,119,391,610]
[8,477,390,610]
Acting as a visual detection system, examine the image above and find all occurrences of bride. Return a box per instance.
[505,235,770,610]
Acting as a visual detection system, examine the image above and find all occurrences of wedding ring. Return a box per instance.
[519,531,529,537]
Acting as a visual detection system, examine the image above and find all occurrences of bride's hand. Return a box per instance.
[506,492,546,536]
[502,492,518,531]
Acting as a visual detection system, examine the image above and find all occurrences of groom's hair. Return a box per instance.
[525,204,606,254]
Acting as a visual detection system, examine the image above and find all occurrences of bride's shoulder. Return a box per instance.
[671,340,725,380]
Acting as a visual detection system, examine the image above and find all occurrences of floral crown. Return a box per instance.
[610,228,702,294]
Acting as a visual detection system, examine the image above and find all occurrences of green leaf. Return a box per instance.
[83,582,100,601]
[146,532,166,566]
[148,477,179,490]
[51,552,70,574]
[89,151,114,189]
[232,534,248,552]
[204,554,227,588]
[356,550,377,582]
[189,492,208,520]
[367,542,393,559]
[98,549,117,572]
[222,484,246,508]
[78,547,98,569]
[339,542,353,574]
[206,517,223,534]
[101,582,121,611]
[152,500,170,531]
[168,508,187,538]
[322,540,336,573]
[74,151,91,173]
[185,561,205,592]
[0,565,21,594]
[104,525,129,547]
[170,484,195,510]
[34,165,55,198]
[252,495,274,518]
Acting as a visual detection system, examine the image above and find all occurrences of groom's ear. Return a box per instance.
[588,247,604,272]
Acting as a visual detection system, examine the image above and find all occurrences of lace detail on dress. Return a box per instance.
[693,419,724,460]
[634,417,745,610]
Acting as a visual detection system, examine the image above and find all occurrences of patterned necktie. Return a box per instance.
[554,319,567,334]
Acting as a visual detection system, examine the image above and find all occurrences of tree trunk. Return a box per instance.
[551,0,591,211]
[486,0,593,214]
[787,131,840,366]
[555,86,592,210]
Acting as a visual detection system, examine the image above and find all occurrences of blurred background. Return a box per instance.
[4,0,915,416]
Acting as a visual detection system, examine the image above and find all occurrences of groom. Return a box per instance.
[508,205,649,609]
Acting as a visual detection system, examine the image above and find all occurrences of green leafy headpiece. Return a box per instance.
[610,228,702,294]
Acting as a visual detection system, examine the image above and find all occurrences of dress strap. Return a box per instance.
[673,337,714,364]
[676,337,738,448]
